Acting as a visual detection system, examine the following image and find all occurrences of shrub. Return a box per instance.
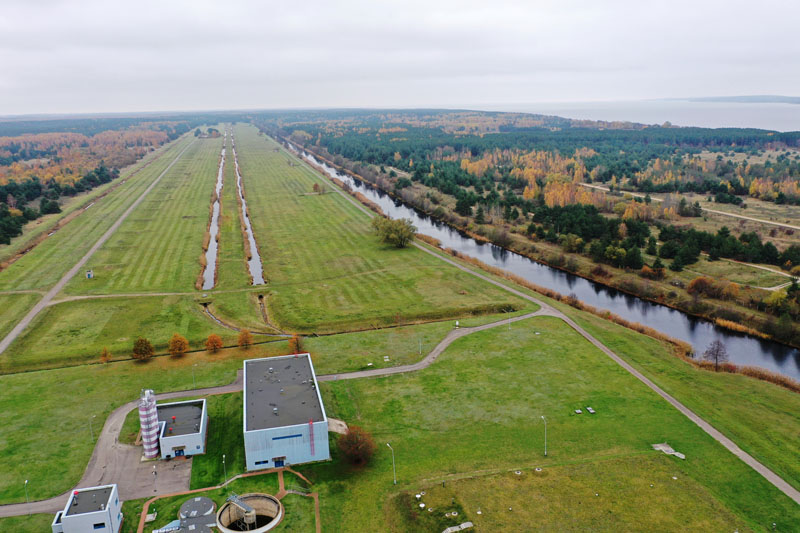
[337,426,376,465]
[100,347,111,364]
[132,337,154,361]
[371,217,417,248]
[288,334,303,354]
[205,334,224,353]
[168,333,189,357]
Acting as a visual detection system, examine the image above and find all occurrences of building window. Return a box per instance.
[255,460,269,465]
[93,523,106,529]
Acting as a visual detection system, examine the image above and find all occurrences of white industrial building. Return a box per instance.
[243,353,330,470]
[138,391,208,460]
[51,484,122,533]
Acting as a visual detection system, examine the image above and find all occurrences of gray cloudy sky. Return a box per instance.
[1,0,798,115]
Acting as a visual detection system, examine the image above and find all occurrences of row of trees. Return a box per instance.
[126,330,254,361]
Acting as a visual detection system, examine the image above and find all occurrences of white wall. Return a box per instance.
[244,420,330,470]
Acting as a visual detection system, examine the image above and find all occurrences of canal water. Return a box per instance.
[232,136,265,285]
[300,150,800,379]
[201,134,226,290]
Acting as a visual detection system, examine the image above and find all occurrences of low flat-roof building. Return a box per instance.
[52,484,122,533]
[243,353,330,470]
[156,399,208,460]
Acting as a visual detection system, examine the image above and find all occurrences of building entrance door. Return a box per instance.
[273,457,285,467]
[175,448,185,457]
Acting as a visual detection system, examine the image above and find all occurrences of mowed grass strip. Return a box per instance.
[0,295,234,372]
[0,341,290,505]
[301,316,798,531]
[233,125,524,333]
[0,134,195,292]
[62,137,224,295]
[0,293,41,340]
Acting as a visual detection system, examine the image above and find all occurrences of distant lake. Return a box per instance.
[483,100,800,132]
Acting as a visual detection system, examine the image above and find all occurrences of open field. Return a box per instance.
[0,343,291,505]
[0,140,180,266]
[0,295,236,372]
[393,455,749,532]
[298,316,797,531]
[61,137,224,295]
[234,125,525,333]
[561,305,800,491]
[0,293,41,339]
[0,135,196,293]
[682,256,789,288]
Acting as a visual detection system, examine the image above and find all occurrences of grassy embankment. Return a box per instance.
[220,125,527,333]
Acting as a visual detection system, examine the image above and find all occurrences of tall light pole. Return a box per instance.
[222,454,227,482]
[541,415,547,457]
[89,415,97,441]
[192,363,198,389]
[152,465,157,493]
[24,480,29,515]
[386,443,396,485]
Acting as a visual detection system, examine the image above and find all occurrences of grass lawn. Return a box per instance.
[393,455,749,532]
[205,290,271,333]
[294,316,797,531]
[0,514,54,531]
[0,341,291,505]
[233,125,526,333]
[562,306,800,492]
[62,137,224,295]
[0,135,195,293]
[683,257,789,287]
[0,295,236,372]
[0,292,41,339]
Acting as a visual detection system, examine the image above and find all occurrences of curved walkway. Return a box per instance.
[0,139,197,355]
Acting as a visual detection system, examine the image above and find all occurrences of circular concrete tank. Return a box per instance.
[216,493,283,532]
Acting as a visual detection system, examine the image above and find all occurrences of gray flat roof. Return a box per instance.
[245,354,324,431]
[158,400,204,437]
[66,486,112,516]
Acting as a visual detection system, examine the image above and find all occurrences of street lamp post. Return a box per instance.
[386,443,396,485]
[222,454,227,482]
[192,364,198,389]
[24,480,29,515]
[152,465,157,493]
[89,415,97,441]
[541,415,547,457]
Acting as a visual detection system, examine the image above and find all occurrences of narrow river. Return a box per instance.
[201,134,226,290]
[300,150,800,379]
[231,136,265,285]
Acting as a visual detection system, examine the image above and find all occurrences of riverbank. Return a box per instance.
[289,139,799,354]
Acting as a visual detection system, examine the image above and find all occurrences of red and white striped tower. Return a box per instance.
[138,389,160,459]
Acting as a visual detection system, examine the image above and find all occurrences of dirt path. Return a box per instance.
[0,140,196,356]
[580,182,800,230]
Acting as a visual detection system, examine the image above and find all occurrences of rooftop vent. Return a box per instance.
[273,407,279,415]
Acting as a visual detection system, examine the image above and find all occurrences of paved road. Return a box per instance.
[0,139,196,356]
[580,182,800,230]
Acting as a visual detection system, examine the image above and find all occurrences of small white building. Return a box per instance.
[52,484,122,533]
[156,399,208,459]
[243,353,330,470]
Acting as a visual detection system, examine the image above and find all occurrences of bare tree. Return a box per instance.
[703,339,729,371]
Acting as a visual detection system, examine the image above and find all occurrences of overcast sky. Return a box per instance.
[1,0,798,115]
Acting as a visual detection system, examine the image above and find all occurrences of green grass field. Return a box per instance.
[294,316,797,531]
[0,295,236,372]
[0,135,196,293]
[62,137,224,295]
[0,293,41,339]
[233,125,526,333]
[0,343,291,505]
